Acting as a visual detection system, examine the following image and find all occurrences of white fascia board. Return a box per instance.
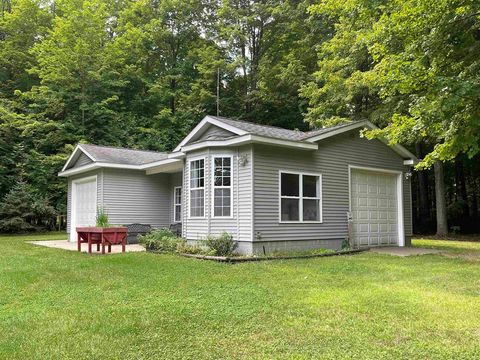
[168,152,186,159]
[304,121,369,143]
[305,120,418,161]
[249,135,318,150]
[172,115,247,152]
[58,163,100,177]
[141,158,183,170]
[180,134,318,152]
[59,162,144,177]
[61,144,96,172]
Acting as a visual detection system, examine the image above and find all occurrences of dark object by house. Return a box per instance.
[125,223,152,244]
[169,223,182,237]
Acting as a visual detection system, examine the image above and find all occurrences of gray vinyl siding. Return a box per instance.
[192,124,235,143]
[74,153,93,168]
[102,169,171,229]
[66,169,103,234]
[253,130,412,246]
[183,146,253,242]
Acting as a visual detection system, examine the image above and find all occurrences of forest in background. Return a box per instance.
[0,0,479,234]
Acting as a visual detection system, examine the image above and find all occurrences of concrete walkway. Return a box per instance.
[28,240,145,254]
[369,246,442,257]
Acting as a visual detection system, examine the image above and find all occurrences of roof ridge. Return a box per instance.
[210,115,307,134]
[80,143,168,155]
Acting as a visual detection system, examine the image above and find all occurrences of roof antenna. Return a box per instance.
[216,68,220,116]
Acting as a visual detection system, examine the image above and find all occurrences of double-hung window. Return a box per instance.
[213,156,232,217]
[280,172,322,222]
[173,187,182,222]
[189,159,205,217]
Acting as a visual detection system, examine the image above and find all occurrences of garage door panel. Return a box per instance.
[351,169,398,247]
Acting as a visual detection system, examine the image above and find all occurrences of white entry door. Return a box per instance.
[70,177,97,241]
[351,169,399,247]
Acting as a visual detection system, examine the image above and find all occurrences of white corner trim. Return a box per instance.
[172,116,247,152]
[348,165,405,247]
[61,144,96,172]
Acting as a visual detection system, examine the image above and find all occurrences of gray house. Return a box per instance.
[59,116,417,254]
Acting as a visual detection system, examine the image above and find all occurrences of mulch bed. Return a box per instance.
[179,248,366,263]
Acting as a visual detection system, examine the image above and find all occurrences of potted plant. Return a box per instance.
[76,208,128,253]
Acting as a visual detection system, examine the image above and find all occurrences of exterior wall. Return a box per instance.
[252,130,412,253]
[182,145,253,247]
[66,169,103,234]
[66,168,182,235]
[74,153,93,168]
[102,169,173,228]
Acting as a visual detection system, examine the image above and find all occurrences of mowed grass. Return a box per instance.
[1,234,480,359]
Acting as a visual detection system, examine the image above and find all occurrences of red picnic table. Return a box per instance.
[76,227,128,254]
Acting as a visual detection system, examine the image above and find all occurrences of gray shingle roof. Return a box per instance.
[79,144,168,165]
[208,116,363,141]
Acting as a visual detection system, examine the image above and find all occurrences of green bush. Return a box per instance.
[201,232,237,256]
[139,228,183,253]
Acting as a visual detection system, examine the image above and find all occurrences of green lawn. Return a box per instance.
[1,234,480,359]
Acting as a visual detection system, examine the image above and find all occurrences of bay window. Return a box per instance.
[213,156,232,217]
[280,171,322,222]
[189,159,205,217]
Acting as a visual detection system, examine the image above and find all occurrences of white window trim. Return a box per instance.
[173,186,182,223]
[188,157,206,219]
[211,155,234,219]
[278,170,323,224]
[70,175,98,242]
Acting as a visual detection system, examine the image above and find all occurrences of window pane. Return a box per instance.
[281,198,299,221]
[214,188,231,217]
[190,189,204,217]
[281,173,299,196]
[303,199,319,221]
[303,175,318,197]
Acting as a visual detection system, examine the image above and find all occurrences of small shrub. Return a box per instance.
[341,237,350,250]
[176,242,215,256]
[201,232,237,256]
[95,207,110,227]
[139,228,183,253]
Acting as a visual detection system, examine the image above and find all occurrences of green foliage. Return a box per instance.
[303,0,480,168]
[176,242,215,256]
[138,228,183,253]
[201,232,237,257]
[0,181,56,233]
[95,207,110,228]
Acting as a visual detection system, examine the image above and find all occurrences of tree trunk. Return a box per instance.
[434,160,448,236]
[415,142,430,232]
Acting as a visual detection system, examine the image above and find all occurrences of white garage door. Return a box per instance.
[351,169,398,247]
[70,177,97,241]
